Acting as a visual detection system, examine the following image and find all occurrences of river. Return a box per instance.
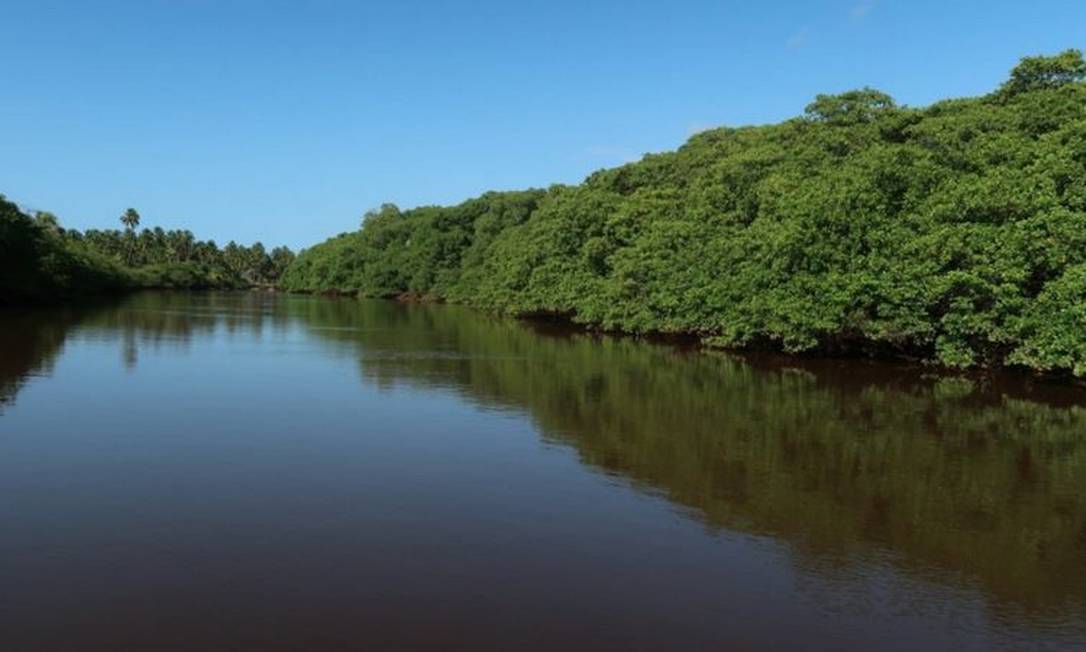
[1,291,1084,650]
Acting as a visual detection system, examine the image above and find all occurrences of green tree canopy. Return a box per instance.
[361,203,401,228]
[282,49,1086,377]
[34,211,60,233]
[803,87,896,125]
[999,48,1086,97]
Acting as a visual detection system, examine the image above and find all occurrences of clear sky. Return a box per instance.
[2,1,1084,249]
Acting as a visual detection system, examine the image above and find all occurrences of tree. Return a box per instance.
[243,242,271,283]
[167,230,195,262]
[118,208,141,265]
[34,211,60,234]
[804,88,896,125]
[120,208,141,231]
[999,49,1086,98]
[362,203,401,228]
[270,246,296,279]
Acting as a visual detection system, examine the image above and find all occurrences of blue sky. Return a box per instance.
[2,1,1083,249]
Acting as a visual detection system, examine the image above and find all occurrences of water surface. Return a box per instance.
[1,291,1085,650]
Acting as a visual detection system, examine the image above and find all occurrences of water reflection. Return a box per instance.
[1,291,1084,644]
[284,295,1086,626]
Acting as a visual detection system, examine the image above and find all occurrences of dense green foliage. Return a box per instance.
[281,192,546,298]
[72,225,294,287]
[1,196,294,302]
[283,50,1086,375]
[1,196,131,303]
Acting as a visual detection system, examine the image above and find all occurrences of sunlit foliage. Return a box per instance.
[283,51,1086,375]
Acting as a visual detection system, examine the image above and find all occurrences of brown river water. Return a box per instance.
[1,291,1084,650]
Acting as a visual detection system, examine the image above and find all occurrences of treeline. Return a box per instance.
[1,198,294,303]
[71,223,295,287]
[282,50,1086,376]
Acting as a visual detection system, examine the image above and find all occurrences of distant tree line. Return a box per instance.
[1,199,294,302]
[68,206,295,285]
[281,50,1086,376]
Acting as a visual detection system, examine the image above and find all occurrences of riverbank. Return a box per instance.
[279,287,1085,386]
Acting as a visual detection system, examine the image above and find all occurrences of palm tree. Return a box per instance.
[120,208,141,265]
[120,208,141,232]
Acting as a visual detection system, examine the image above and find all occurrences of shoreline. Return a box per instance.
[277,287,1086,389]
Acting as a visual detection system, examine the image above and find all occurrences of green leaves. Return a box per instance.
[281,50,1086,376]
[0,197,133,302]
[2,195,295,300]
[804,88,897,126]
[998,49,1086,98]
[1009,264,1086,375]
